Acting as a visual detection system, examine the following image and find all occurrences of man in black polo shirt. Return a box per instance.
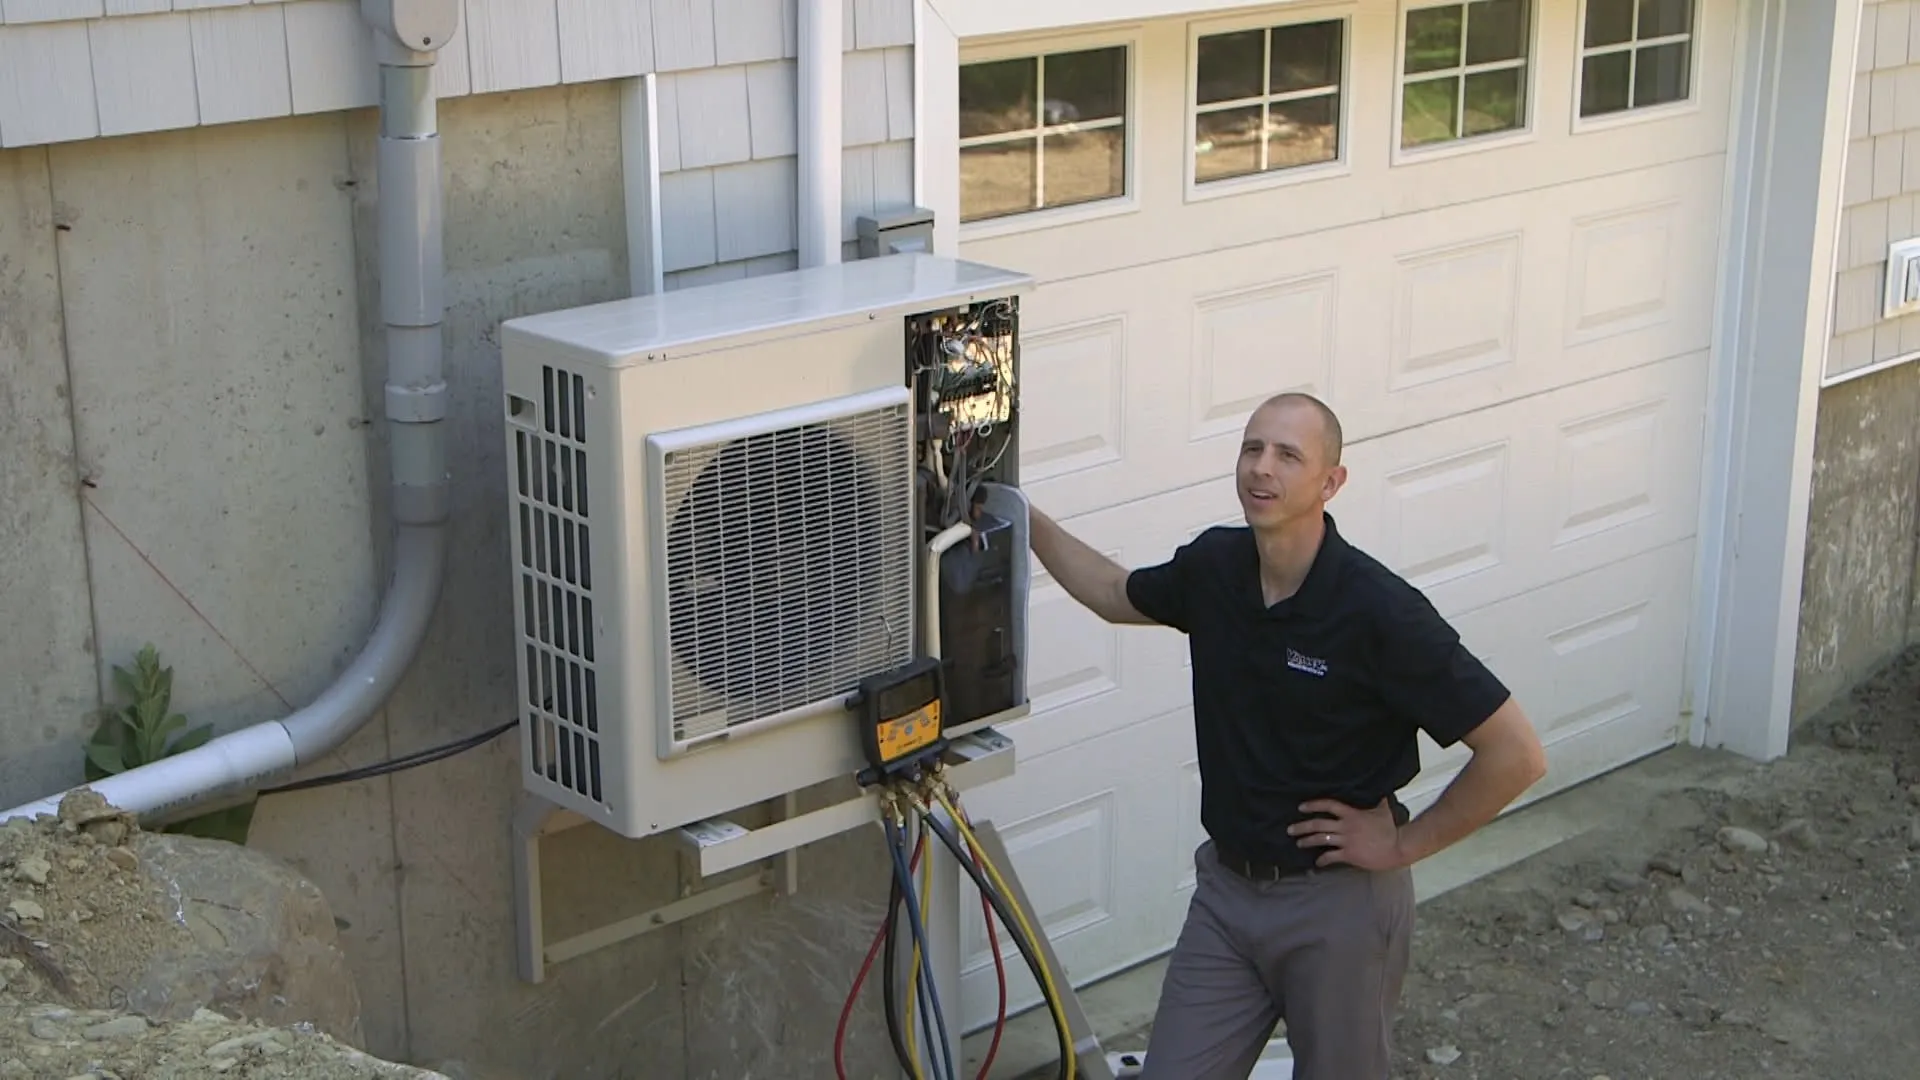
[1026,392,1547,1078]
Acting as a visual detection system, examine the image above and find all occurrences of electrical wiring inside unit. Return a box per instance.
[905,298,1025,733]
[911,298,1019,537]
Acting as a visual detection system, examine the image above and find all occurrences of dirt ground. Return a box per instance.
[1389,647,1920,1080]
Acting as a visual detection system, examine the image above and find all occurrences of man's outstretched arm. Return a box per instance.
[1028,506,1153,626]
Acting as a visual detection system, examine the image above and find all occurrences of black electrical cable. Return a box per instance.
[917,807,1073,1080]
[258,717,520,796]
[884,815,957,1080]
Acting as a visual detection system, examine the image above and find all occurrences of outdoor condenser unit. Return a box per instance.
[498,253,1036,838]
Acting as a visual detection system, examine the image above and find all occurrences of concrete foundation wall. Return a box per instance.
[1794,368,1920,721]
[0,84,902,1078]
[1795,0,1920,722]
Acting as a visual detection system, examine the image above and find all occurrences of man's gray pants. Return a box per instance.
[1138,840,1414,1079]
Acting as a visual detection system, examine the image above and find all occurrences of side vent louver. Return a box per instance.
[515,366,602,803]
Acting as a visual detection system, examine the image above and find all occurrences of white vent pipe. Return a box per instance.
[798,0,843,268]
[0,7,458,824]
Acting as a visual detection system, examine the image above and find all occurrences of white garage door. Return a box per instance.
[951,0,1736,1030]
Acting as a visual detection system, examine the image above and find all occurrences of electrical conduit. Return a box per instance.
[0,6,457,824]
[797,0,842,269]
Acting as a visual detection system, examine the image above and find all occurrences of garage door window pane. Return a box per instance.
[960,144,1036,221]
[1401,78,1458,148]
[1577,0,1695,119]
[1462,68,1523,136]
[1580,52,1632,116]
[960,59,1034,139]
[960,46,1131,223]
[1398,1,1530,149]
[1584,0,1634,48]
[1405,7,1462,73]
[1193,19,1345,184]
[1195,106,1263,182]
[1047,47,1127,123]
[1638,0,1692,38]
[1464,0,1526,64]
[1271,20,1341,94]
[1632,41,1690,107]
[1268,96,1338,169]
[1198,30,1265,105]
[1044,129,1126,206]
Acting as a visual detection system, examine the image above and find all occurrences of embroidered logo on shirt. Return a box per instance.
[1286,648,1328,677]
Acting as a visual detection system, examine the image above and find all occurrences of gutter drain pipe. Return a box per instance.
[0,5,458,825]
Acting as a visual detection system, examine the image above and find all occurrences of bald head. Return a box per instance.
[1253,392,1343,468]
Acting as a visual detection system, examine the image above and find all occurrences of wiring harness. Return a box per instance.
[912,299,1019,537]
[834,765,1077,1080]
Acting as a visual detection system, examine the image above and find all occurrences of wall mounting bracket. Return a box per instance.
[513,727,1016,983]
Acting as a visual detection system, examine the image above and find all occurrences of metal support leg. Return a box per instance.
[966,819,1116,1080]
[513,797,555,984]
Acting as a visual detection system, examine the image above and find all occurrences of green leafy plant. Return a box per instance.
[83,644,256,845]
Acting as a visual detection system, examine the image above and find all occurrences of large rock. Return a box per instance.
[132,829,363,1043]
[0,791,360,1044]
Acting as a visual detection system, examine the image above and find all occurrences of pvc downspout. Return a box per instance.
[0,21,453,824]
[797,0,843,269]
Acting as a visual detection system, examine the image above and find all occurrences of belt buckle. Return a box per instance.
[1229,852,1281,882]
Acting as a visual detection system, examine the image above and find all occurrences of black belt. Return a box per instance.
[1213,843,1318,883]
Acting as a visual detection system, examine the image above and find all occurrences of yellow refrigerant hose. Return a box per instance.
[936,788,1077,1080]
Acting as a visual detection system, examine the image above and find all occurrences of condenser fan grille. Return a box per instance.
[652,391,915,749]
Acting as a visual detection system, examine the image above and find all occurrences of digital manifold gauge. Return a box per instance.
[852,657,947,782]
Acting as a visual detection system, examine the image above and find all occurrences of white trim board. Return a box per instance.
[929,0,1305,40]
[919,0,963,257]
[1821,349,1920,388]
[1689,0,1861,760]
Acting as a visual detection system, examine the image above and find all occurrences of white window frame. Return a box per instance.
[956,26,1143,241]
[1183,3,1356,204]
[1569,0,1703,133]
[1390,0,1539,166]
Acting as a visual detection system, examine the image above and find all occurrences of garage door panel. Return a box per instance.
[1385,231,1524,394]
[1188,271,1339,443]
[956,708,1195,1031]
[1015,158,1722,523]
[1400,538,1696,812]
[1015,275,1193,517]
[1017,313,1130,485]
[1342,158,1724,438]
[1008,478,1237,761]
[1556,183,1725,365]
[1564,198,1687,348]
[1335,352,1709,617]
